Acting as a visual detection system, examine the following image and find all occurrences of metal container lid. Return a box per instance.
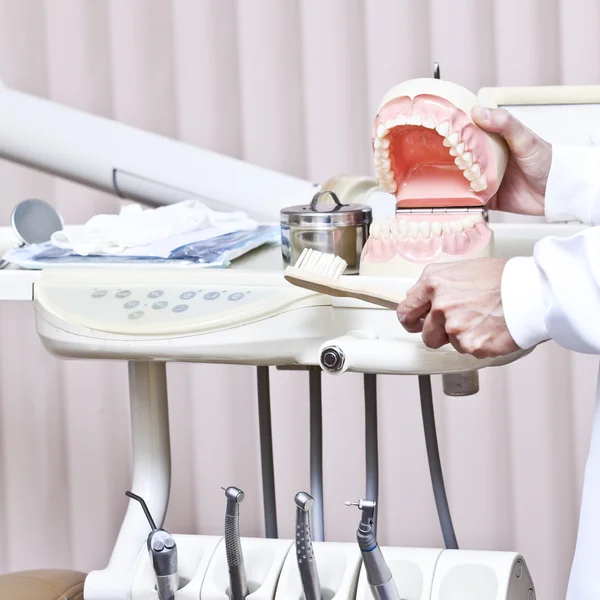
[280,190,372,227]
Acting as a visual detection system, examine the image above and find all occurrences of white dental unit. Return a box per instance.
[0,70,597,600]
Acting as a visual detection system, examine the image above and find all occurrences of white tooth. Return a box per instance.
[409,221,420,237]
[436,121,450,137]
[370,220,381,238]
[408,115,422,126]
[470,175,488,192]
[462,152,473,167]
[449,142,465,157]
[380,158,391,170]
[390,219,398,238]
[442,222,452,235]
[377,125,389,138]
[374,148,389,159]
[431,221,442,237]
[443,132,459,147]
[395,115,408,126]
[464,163,481,181]
[381,171,395,183]
[398,220,408,237]
[419,221,431,237]
[422,116,436,129]
[383,180,397,193]
[373,136,390,149]
[451,219,463,233]
[462,216,475,229]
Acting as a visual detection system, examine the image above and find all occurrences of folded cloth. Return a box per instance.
[50,199,258,255]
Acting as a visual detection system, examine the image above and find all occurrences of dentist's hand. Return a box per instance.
[472,106,552,217]
[396,258,520,358]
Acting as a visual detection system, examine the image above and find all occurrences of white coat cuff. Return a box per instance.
[501,257,550,349]
[545,145,600,225]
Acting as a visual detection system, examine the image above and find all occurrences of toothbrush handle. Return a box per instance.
[225,513,249,600]
[284,269,404,310]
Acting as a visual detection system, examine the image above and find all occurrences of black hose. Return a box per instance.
[418,375,458,549]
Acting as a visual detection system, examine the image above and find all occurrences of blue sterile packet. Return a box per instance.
[2,225,280,269]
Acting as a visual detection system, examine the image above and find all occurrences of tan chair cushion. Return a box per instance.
[0,569,85,600]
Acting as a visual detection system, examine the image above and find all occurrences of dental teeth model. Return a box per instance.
[346,499,400,600]
[223,486,249,600]
[126,491,179,600]
[361,77,508,277]
[294,492,322,600]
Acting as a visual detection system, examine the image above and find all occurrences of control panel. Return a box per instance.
[34,269,326,337]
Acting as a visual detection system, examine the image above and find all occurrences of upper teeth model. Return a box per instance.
[360,78,508,277]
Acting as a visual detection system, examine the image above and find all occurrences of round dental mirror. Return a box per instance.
[11,198,64,245]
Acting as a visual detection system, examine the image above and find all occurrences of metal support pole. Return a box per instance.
[364,374,379,534]
[85,361,171,599]
[256,366,278,538]
[309,368,325,541]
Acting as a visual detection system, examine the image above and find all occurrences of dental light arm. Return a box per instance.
[0,82,317,222]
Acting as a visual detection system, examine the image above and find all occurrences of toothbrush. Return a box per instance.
[223,486,249,600]
[294,492,322,600]
[283,248,403,309]
[346,499,401,600]
[125,491,179,600]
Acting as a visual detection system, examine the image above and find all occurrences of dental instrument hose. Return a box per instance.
[346,499,400,600]
[295,492,322,600]
[418,375,459,549]
[223,486,249,600]
[125,491,179,600]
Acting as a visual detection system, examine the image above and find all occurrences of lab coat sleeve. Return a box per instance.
[501,145,600,353]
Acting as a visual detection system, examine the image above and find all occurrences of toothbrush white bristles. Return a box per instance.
[294,248,347,278]
[284,247,402,310]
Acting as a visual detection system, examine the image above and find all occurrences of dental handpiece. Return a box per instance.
[294,492,322,600]
[223,486,249,600]
[126,491,179,600]
[346,499,401,600]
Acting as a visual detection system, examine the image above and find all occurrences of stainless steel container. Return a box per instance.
[280,190,372,274]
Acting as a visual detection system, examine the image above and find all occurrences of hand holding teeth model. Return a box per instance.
[125,491,179,600]
[223,486,249,600]
[294,492,322,600]
[346,499,401,600]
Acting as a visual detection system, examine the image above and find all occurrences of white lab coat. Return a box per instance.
[501,145,600,599]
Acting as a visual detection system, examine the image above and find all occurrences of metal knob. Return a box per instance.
[442,371,479,396]
[320,346,345,372]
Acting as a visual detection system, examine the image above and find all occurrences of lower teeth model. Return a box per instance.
[360,211,493,277]
[360,77,508,277]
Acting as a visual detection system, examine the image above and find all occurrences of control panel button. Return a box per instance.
[180,291,196,300]
[203,292,220,301]
[92,290,107,298]
[228,292,245,301]
[172,304,189,313]
[152,301,168,310]
[115,290,131,298]
[148,290,164,299]
[124,300,140,309]
[128,311,144,320]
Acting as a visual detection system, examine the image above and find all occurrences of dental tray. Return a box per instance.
[31,221,585,375]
